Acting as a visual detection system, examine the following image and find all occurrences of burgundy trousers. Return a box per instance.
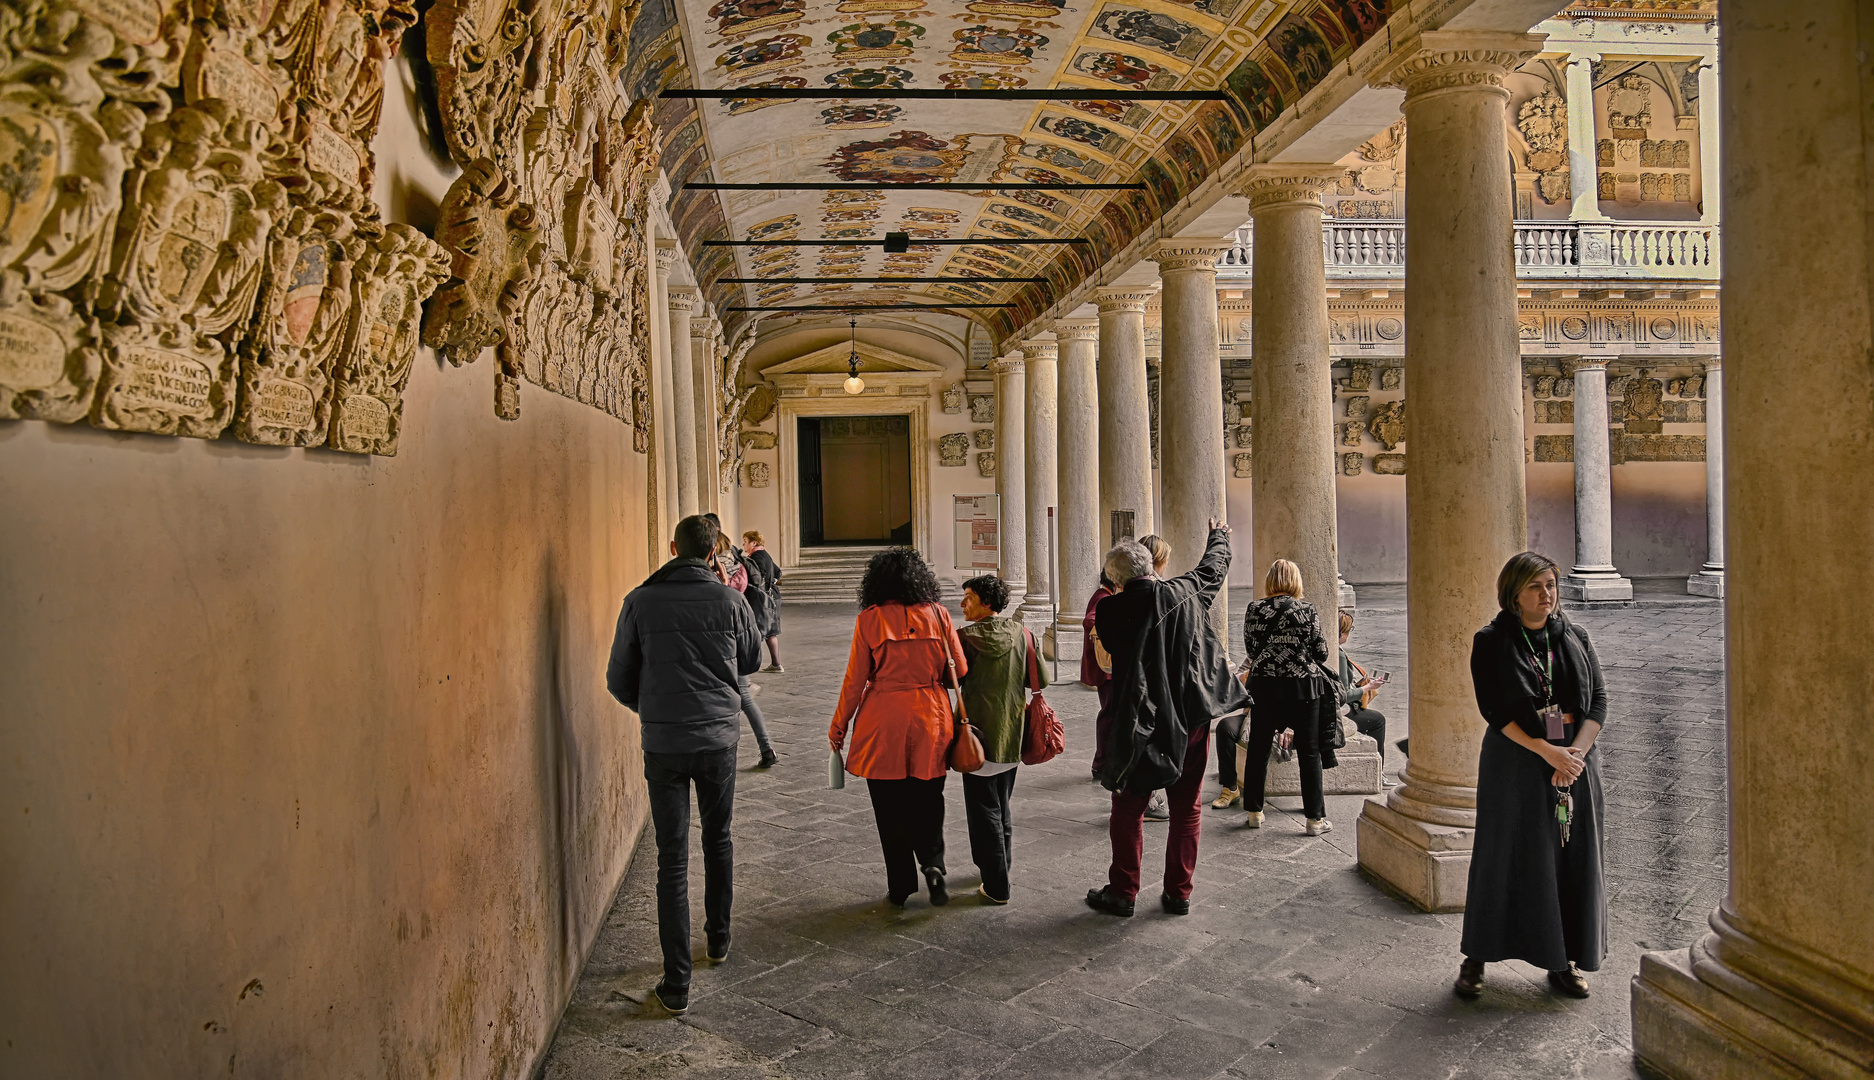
[1107,724,1210,901]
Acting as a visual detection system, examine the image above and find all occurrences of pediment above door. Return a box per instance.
[763,341,945,398]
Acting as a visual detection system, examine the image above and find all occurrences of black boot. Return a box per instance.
[1084,886,1135,917]
[924,866,949,906]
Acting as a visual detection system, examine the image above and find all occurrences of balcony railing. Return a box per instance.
[1217,220,1719,280]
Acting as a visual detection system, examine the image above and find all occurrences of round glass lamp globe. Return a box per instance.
[843,375,865,395]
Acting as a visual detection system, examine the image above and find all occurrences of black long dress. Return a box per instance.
[1461,610,1609,972]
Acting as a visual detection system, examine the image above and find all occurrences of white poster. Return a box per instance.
[953,494,1000,571]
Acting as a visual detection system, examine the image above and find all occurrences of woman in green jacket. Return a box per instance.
[957,575,1045,904]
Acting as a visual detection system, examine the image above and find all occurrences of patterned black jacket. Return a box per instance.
[1241,594,1329,679]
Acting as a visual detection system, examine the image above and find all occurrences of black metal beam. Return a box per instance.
[663,88,1226,101]
[706,238,1082,246]
[721,276,1045,283]
[687,182,1140,191]
[728,303,1014,311]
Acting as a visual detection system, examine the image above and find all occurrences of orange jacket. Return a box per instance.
[829,601,968,780]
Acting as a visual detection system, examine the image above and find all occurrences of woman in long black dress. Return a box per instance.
[1457,551,1609,999]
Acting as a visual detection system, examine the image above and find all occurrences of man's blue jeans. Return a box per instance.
[644,746,736,988]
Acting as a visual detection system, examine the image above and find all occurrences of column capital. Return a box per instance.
[1053,319,1099,342]
[1149,238,1234,274]
[1696,354,1722,371]
[1019,338,1058,364]
[1094,287,1155,313]
[992,353,1025,375]
[1240,164,1344,213]
[1572,354,1611,371]
[1565,51,1601,70]
[667,285,700,312]
[654,238,680,274]
[1370,31,1547,102]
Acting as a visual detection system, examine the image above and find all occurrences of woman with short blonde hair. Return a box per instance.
[1265,558,1303,599]
[1225,559,1333,834]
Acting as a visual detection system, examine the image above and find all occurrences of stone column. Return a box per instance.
[1355,31,1544,913]
[1095,288,1156,544]
[1150,241,1233,637]
[1695,58,1720,224]
[1560,358,1632,600]
[1054,319,1100,659]
[690,315,719,515]
[992,354,1027,595]
[1634,4,1874,1073]
[666,286,700,518]
[651,240,680,538]
[1243,165,1344,659]
[1246,165,1382,795]
[1565,53,1605,222]
[1019,338,1059,629]
[1686,358,1724,596]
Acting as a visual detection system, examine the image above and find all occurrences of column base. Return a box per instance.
[1265,731,1381,796]
[1355,795,1473,912]
[1686,569,1726,598]
[1631,935,1873,1080]
[1337,578,1357,610]
[1560,571,1633,602]
[1047,622,1083,666]
[1017,598,1054,636]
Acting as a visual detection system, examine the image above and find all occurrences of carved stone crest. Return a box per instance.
[1345,395,1368,419]
[969,394,994,423]
[328,225,450,454]
[1622,371,1666,433]
[1339,421,1362,447]
[1336,363,1372,391]
[1379,366,1401,390]
[1233,425,1252,448]
[1340,452,1362,475]
[745,460,771,487]
[973,427,994,449]
[1232,452,1251,478]
[976,450,995,477]
[1368,399,1405,450]
[941,384,964,413]
[938,431,968,465]
[1373,453,1405,475]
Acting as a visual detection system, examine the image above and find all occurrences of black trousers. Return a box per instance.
[1216,713,1246,790]
[1241,696,1326,820]
[1351,707,1386,765]
[962,769,1017,901]
[866,776,947,901]
[644,747,737,989]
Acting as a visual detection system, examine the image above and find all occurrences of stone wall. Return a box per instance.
[0,50,654,1080]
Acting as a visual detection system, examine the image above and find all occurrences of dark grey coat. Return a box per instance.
[1461,610,1609,972]
[607,557,763,754]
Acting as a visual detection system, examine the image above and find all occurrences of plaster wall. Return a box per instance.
[0,56,652,1080]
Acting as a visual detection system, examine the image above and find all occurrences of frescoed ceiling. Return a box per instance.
[623,0,1399,344]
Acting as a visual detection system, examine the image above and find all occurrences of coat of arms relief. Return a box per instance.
[0,0,451,453]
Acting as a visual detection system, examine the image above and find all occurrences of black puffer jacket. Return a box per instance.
[607,557,763,754]
[1095,527,1248,795]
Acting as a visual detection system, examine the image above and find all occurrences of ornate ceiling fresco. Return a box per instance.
[624,0,1398,344]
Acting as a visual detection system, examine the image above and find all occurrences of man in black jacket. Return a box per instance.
[1087,520,1245,918]
[607,515,763,1014]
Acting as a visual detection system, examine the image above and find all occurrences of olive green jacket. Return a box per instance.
[957,615,1046,764]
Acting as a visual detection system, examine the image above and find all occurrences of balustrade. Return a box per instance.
[1216,221,1719,280]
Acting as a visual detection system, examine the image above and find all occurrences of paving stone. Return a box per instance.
[539,593,1727,1078]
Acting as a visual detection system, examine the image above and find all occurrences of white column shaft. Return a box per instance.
[667,290,700,518]
[1697,60,1720,224]
[993,358,1027,593]
[1566,55,1604,221]
[1701,363,1723,570]
[1096,291,1155,543]
[650,243,679,537]
[1021,342,1058,624]
[1055,323,1101,636]
[1561,362,1631,599]
[1153,243,1231,638]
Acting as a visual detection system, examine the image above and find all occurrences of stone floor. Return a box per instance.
[542,586,1726,1080]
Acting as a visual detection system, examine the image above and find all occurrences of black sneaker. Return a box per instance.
[756,749,778,769]
[924,867,949,907]
[652,979,689,1014]
[706,935,731,963]
[1160,893,1190,915]
[1085,886,1135,917]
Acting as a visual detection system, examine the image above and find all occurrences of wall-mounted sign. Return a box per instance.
[954,494,1000,571]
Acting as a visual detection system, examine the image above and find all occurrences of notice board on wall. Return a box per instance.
[953,494,1000,571]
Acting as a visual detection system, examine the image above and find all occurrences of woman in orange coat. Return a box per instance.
[829,547,969,907]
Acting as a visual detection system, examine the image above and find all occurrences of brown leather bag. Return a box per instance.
[940,609,986,773]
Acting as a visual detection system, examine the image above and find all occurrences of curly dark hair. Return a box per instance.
[961,574,1010,613]
[858,547,944,609]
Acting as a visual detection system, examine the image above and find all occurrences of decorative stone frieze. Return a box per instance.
[1369,31,1547,101]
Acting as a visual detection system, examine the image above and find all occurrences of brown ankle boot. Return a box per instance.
[1453,957,1484,998]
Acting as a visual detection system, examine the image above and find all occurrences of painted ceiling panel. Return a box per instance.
[626,0,1399,340]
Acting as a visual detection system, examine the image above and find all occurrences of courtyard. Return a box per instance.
[542,589,1726,1079]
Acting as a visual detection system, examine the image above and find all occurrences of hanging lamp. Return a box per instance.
[843,317,865,394]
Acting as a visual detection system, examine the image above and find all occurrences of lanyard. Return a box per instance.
[1520,625,1554,705]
